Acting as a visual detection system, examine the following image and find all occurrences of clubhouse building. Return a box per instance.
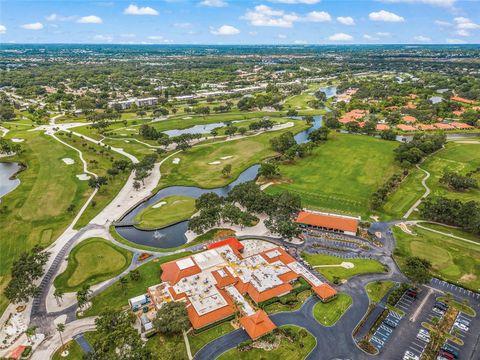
[130,238,336,340]
[296,210,360,236]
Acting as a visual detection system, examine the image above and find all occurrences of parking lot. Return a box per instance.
[380,282,480,360]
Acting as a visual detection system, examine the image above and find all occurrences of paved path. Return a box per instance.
[415,223,480,247]
[403,164,430,219]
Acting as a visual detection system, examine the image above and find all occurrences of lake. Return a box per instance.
[0,162,21,199]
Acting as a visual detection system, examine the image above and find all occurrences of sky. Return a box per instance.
[0,0,479,45]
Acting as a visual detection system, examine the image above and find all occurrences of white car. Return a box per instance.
[455,317,470,326]
[403,350,419,360]
[432,307,445,316]
[416,333,430,342]
[454,322,469,331]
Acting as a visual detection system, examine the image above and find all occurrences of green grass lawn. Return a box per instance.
[313,293,352,326]
[188,322,234,355]
[301,253,386,282]
[146,332,188,360]
[134,195,196,230]
[365,280,395,304]
[54,238,132,292]
[56,132,130,228]
[419,223,480,244]
[0,127,91,314]
[159,121,309,189]
[83,252,192,317]
[266,133,399,218]
[218,325,316,360]
[52,339,84,360]
[383,142,480,219]
[393,225,480,291]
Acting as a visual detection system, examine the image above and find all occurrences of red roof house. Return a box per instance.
[451,122,474,129]
[313,283,337,302]
[402,115,417,123]
[296,211,359,235]
[397,124,416,132]
[239,310,277,340]
[207,237,244,252]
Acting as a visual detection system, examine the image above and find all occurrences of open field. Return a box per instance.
[146,332,188,360]
[159,121,309,189]
[266,133,399,217]
[218,325,316,360]
[188,322,234,355]
[0,127,91,314]
[134,195,196,230]
[419,222,480,244]
[365,280,395,304]
[301,253,386,282]
[56,132,130,228]
[393,225,480,291]
[54,237,132,292]
[83,252,193,317]
[313,293,352,326]
[52,332,98,360]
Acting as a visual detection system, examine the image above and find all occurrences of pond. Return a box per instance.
[430,96,443,104]
[318,86,337,99]
[0,162,21,200]
[116,115,324,249]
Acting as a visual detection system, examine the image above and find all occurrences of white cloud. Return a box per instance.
[435,20,452,27]
[269,0,321,3]
[454,17,480,30]
[210,25,240,35]
[200,0,227,7]
[123,4,159,15]
[377,32,391,36]
[337,16,355,25]
[242,5,331,28]
[294,40,308,44]
[369,10,404,22]
[21,22,44,30]
[455,29,470,37]
[304,11,331,22]
[380,0,455,7]
[414,35,432,41]
[93,34,113,42]
[147,35,164,40]
[446,38,466,44]
[328,32,353,41]
[77,15,103,24]
[278,34,287,39]
[363,34,379,40]
[0,24,6,34]
[45,13,76,22]
[242,5,299,28]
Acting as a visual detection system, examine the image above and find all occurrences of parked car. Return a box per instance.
[435,301,448,310]
[416,332,430,342]
[432,307,445,316]
[441,344,459,358]
[455,317,470,326]
[403,350,419,360]
[438,351,455,360]
[453,322,469,331]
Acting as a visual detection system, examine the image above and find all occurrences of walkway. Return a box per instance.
[403,164,430,219]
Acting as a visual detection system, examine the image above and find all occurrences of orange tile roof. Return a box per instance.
[404,102,417,109]
[402,115,417,123]
[247,282,293,304]
[376,124,390,131]
[296,211,359,233]
[212,267,238,289]
[313,283,337,300]
[416,124,436,131]
[434,123,455,130]
[186,288,235,329]
[161,259,202,285]
[450,122,474,129]
[239,310,277,340]
[207,237,244,252]
[397,124,416,131]
[452,110,464,116]
[451,96,478,105]
[7,345,27,360]
[260,246,295,265]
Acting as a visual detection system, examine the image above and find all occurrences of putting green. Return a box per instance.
[54,237,132,292]
[134,195,196,230]
[393,225,480,291]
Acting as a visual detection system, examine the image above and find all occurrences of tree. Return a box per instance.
[195,192,223,210]
[54,288,64,307]
[25,326,37,343]
[307,127,330,142]
[0,102,15,121]
[153,302,190,334]
[222,164,232,178]
[130,269,141,282]
[403,256,432,285]
[304,115,314,124]
[88,176,107,189]
[270,131,296,153]
[4,245,50,304]
[133,181,141,191]
[238,127,247,136]
[210,129,218,137]
[380,129,397,141]
[56,323,66,347]
[76,284,91,309]
[87,311,151,359]
[258,162,281,179]
[119,277,128,294]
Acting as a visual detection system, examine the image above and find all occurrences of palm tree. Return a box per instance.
[76,284,91,309]
[56,323,66,347]
[54,289,64,307]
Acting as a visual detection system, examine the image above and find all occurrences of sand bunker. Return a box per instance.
[121,133,127,136]
[172,158,181,164]
[11,138,24,143]
[76,174,91,181]
[220,156,233,160]
[62,158,75,165]
[208,161,221,165]
[124,140,130,143]
[314,262,354,269]
[182,117,192,120]
[152,201,167,209]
